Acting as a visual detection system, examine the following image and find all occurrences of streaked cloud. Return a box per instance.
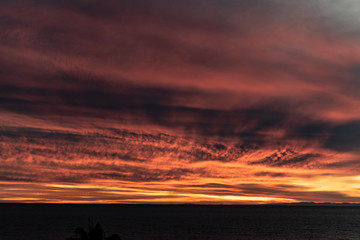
[0,0,359,203]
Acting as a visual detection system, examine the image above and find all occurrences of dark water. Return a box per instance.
[1,204,360,240]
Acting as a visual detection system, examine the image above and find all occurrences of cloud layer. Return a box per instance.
[0,0,360,203]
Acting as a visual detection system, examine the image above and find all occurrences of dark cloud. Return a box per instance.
[290,121,332,140]
[324,160,360,169]
[324,121,360,152]
[0,74,298,145]
[254,172,287,177]
[0,127,83,142]
[0,157,206,183]
[250,149,321,167]
[99,167,202,182]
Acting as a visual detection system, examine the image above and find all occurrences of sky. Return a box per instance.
[0,0,360,204]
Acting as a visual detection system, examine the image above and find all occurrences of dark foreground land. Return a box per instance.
[0,204,360,240]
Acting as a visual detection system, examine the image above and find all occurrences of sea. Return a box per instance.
[0,204,359,240]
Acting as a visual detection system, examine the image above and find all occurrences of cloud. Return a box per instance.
[238,183,360,203]
[0,0,360,203]
[324,121,360,152]
[250,150,322,167]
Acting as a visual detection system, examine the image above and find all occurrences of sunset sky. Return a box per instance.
[1,0,360,204]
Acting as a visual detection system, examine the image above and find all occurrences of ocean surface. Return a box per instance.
[0,204,360,240]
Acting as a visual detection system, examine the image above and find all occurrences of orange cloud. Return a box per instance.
[0,0,360,203]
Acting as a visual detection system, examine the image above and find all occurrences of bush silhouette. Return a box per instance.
[67,220,121,240]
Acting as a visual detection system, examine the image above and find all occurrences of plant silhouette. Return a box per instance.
[67,220,121,240]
